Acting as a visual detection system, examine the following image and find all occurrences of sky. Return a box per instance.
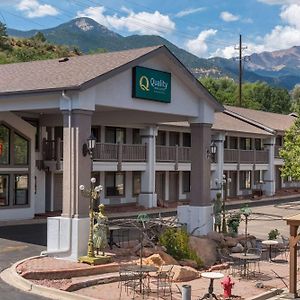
[1,0,300,58]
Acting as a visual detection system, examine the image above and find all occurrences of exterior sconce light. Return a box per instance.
[207,141,217,159]
[83,133,96,157]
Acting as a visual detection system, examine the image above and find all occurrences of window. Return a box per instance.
[224,136,228,149]
[240,138,252,150]
[229,137,238,149]
[105,127,126,144]
[54,126,63,141]
[14,133,29,165]
[182,133,191,147]
[0,125,10,165]
[132,172,141,196]
[276,136,283,146]
[132,129,142,144]
[254,170,262,185]
[255,139,262,150]
[169,132,179,146]
[105,172,125,197]
[156,131,166,146]
[182,171,190,193]
[91,126,101,142]
[14,175,29,205]
[240,171,251,189]
[0,175,9,206]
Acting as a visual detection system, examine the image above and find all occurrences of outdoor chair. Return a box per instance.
[246,248,262,275]
[152,265,175,299]
[218,249,242,276]
[118,269,138,299]
[280,235,290,260]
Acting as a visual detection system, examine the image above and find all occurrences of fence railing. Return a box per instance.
[224,148,268,164]
[156,145,191,163]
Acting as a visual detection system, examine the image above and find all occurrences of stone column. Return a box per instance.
[264,137,275,196]
[62,109,93,218]
[178,123,213,235]
[211,133,225,199]
[47,109,93,261]
[138,126,157,208]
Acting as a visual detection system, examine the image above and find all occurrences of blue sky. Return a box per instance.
[1,0,300,58]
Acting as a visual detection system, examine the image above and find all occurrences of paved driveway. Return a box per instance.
[0,222,47,300]
[232,201,300,240]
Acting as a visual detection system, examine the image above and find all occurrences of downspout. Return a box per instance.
[41,90,73,257]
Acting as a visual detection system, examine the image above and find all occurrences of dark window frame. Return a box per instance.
[105,172,125,197]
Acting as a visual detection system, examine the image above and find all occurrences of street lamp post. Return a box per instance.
[221,174,231,234]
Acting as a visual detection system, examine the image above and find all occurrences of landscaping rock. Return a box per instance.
[208,263,229,272]
[231,243,244,253]
[172,265,200,282]
[143,252,178,267]
[178,259,198,269]
[142,247,155,257]
[224,236,238,247]
[189,236,217,267]
[207,231,225,243]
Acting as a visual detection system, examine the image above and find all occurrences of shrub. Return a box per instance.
[159,227,203,268]
[268,229,280,240]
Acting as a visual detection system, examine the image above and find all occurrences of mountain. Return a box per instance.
[7,17,300,90]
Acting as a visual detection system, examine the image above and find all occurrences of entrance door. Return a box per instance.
[53,173,63,211]
[155,172,165,207]
[169,172,179,202]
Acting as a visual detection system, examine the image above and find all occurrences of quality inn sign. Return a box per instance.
[132,66,171,103]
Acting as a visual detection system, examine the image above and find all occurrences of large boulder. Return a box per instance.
[143,252,178,267]
[207,231,225,244]
[231,243,244,253]
[172,265,200,282]
[178,259,198,269]
[224,236,238,248]
[189,236,217,267]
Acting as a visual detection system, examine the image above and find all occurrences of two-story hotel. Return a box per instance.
[0,45,296,259]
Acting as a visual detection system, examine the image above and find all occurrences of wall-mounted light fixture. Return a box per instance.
[207,141,217,159]
[82,133,96,157]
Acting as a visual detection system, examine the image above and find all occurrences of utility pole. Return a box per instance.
[234,34,247,107]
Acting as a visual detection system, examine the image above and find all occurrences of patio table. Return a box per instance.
[262,240,279,262]
[230,253,260,277]
[199,272,224,300]
[121,265,158,294]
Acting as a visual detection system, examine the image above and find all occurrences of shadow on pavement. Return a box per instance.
[0,223,47,246]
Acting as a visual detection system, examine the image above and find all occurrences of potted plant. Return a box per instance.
[268,229,280,240]
[227,212,241,237]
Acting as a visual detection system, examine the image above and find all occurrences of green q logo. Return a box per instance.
[139,75,149,92]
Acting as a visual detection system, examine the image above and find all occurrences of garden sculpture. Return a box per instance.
[221,276,234,299]
[94,204,108,256]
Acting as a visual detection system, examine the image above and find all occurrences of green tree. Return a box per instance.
[0,22,11,50]
[280,117,300,180]
[32,32,46,43]
[291,84,300,113]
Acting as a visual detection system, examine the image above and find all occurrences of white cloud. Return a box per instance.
[214,3,300,58]
[76,6,175,36]
[220,11,239,22]
[186,29,217,57]
[16,0,59,18]
[175,7,205,18]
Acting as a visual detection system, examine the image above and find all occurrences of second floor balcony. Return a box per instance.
[224,149,269,164]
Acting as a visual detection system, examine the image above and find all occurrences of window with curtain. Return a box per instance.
[105,172,125,197]
[132,172,141,196]
[14,133,29,165]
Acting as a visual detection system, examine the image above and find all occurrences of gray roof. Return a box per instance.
[0,46,162,95]
[225,105,296,132]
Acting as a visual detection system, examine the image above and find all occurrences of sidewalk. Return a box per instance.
[1,192,299,227]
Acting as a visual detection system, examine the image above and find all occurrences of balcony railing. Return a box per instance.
[42,140,147,162]
[224,148,269,164]
[156,145,191,163]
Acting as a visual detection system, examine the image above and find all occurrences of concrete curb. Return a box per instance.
[247,288,284,300]
[0,257,102,300]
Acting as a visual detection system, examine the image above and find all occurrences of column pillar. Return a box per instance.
[62,109,93,218]
[178,123,213,235]
[211,133,225,199]
[138,126,157,208]
[46,109,93,260]
[264,137,275,196]
[289,225,299,298]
